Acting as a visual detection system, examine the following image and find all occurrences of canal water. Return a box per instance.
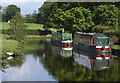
[2,40,120,81]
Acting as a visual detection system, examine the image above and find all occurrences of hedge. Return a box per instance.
[2,29,52,35]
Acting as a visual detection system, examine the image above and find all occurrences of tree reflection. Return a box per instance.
[41,43,120,81]
[2,42,26,73]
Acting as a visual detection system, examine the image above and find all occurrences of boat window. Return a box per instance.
[94,38,109,46]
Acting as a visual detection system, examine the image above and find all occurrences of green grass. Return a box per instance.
[25,23,44,30]
[1,22,44,30]
[111,45,120,50]
[26,35,46,39]
[1,22,11,30]
[2,34,19,52]
[1,22,59,32]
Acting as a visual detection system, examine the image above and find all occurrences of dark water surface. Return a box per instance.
[2,40,120,81]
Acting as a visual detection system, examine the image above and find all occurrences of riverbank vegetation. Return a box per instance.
[2,34,19,52]
[0,2,120,60]
[2,22,44,30]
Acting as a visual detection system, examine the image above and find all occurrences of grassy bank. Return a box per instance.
[2,34,51,52]
[2,22,44,30]
[111,45,120,50]
[1,22,58,32]
[1,22,120,50]
[1,34,19,61]
[2,34,19,52]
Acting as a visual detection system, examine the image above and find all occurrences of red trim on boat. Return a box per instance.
[62,43,68,44]
[91,36,95,45]
[69,46,73,48]
[69,43,72,44]
[63,46,73,48]
[96,48,110,51]
[96,55,109,57]
[92,59,95,68]
[104,55,110,57]
[96,48,101,50]
[62,42,72,44]
[103,48,109,51]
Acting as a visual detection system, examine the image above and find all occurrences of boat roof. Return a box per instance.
[75,32,108,38]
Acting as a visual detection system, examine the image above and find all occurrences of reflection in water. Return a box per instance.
[2,40,120,81]
[73,49,111,70]
[2,56,25,73]
[52,45,72,58]
[42,41,120,81]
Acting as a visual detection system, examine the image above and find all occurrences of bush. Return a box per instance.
[2,29,52,35]
[2,29,14,35]
[92,25,116,36]
[25,29,41,35]
[109,35,118,45]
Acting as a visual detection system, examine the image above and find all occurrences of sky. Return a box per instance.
[0,0,46,16]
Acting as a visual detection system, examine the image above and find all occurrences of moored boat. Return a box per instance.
[73,32,111,53]
[51,32,73,50]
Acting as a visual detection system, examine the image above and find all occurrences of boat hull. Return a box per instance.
[73,41,111,53]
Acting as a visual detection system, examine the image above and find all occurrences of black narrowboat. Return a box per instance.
[73,32,111,53]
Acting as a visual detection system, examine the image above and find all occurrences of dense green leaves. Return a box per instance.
[38,2,119,34]
[0,5,2,13]
[40,3,95,33]
[25,11,37,23]
[2,5,20,22]
[94,4,118,30]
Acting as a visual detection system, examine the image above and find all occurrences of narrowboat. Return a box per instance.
[73,32,111,53]
[51,32,73,50]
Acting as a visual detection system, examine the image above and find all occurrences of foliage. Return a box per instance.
[2,29,14,35]
[40,3,95,33]
[41,43,120,81]
[2,5,20,22]
[10,12,27,42]
[37,2,56,24]
[38,3,119,34]
[0,5,2,14]
[63,7,94,32]
[111,45,120,50]
[25,14,34,23]
[25,11,37,23]
[92,25,115,36]
[94,4,118,31]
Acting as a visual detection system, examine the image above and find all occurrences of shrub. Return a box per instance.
[2,29,14,35]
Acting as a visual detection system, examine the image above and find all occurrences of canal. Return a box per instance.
[2,40,120,81]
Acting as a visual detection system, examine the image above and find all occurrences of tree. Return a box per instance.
[0,5,2,22]
[45,7,94,33]
[94,4,118,31]
[0,5,2,13]
[3,5,20,22]
[37,2,56,24]
[38,2,95,33]
[25,14,33,23]
[64,7,95,33]
[25,11,37,23]
[10,12,27,42]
